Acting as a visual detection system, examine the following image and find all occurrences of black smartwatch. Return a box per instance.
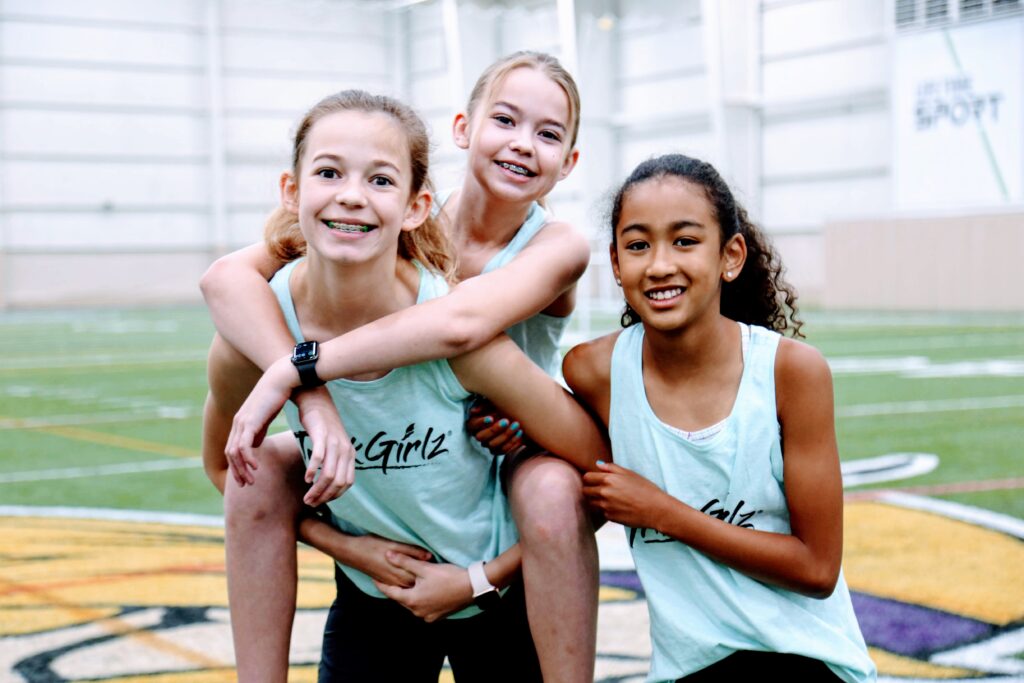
[468,560,501,611]
[291,341,324,388]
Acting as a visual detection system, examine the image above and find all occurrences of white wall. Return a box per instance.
[0,0,393,306]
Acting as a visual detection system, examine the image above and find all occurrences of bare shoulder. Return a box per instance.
[528,220,590,266]
[774,336,833,418]
[563,332,620,424]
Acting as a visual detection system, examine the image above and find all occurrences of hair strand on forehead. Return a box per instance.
[263,89,456,280]
[466,50,582,151]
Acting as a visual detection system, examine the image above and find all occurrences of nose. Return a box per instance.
[646,244,678,279]
[335,177,366,207]
[508,127,534,156]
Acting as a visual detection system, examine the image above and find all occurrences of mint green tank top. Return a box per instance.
[435,190,570,376]
[609,322,876,682]
[270,260,518,619]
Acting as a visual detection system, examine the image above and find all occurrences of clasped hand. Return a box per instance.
[224,358,356,507]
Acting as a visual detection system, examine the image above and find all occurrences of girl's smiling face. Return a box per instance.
[612,176,745,334]
[281,109,430,265]
[454,66,579,204]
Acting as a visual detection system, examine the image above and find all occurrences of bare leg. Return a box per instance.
[509,455,598,683]
[224,442,306,683]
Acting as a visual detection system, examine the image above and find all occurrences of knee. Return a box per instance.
[224,459,302,533]
[510,458,588,544]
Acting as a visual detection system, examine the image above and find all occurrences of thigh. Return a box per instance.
[444,580,542,683]
[319,567,446,683]
[679,650,842,681]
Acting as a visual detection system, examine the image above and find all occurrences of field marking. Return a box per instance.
[817,331,1024,355]
[0,350,207,371]
[0,575,225,670]
[877,492,1024,540]
[0,505,223,526]
[0,408,198,430]
[847,477,1024,501]
[0,457,202,484]
[837,395,1024,418]
[829,356,1024,378]
[36,425,198,458]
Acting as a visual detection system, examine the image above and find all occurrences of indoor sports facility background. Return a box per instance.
[1,0,1022,681]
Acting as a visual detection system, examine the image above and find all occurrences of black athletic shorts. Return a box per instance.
[677,650,842,681]
[318,565,542,682]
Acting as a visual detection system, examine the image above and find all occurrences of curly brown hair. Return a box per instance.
[610,154,803,337]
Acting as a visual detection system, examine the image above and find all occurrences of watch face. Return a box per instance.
[292,341,318,363]
[473,589,501,612]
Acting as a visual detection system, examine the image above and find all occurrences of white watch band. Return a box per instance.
[467,560,496,597]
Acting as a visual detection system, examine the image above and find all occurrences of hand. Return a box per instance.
[582,461,669,530]
[294,387,355,506]
[373,554,473,623]
[466,398,525,457]
[224,357,297,486]
[345,535,433,588]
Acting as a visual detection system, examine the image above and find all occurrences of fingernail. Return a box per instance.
[498,419,508,428]
[510,422,519,431]
[596,460,605,465]
[484,416,493,425]
[515,430,522,438]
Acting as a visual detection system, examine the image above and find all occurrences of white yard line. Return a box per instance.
[837,395,1024,418]
[1,350,207,370]
[0,458,203,484]
[0,504,222,527]
[0,408,198,430]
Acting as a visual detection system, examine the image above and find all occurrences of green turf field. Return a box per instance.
[1,306,1021,519]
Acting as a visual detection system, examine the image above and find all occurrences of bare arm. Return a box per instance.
[227,223,590,464]
[582,339,844,598]
[452,333,610,472]
[200,243,292,371]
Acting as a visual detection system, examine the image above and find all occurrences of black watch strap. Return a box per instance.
[291,341,324,388]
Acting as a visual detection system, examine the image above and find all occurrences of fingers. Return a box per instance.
[388,542,433,562]
[373,579,404,601]
[385,550,428,575]
[303,443,356,507]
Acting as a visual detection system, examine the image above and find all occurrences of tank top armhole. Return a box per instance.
[268,259,305,343]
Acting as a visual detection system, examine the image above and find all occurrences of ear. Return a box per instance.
[279,171,299,214]
[721,233,747,283]
[609,241,621,286]
[401,188,432,232]
[452,112,471,150]
[559,147,580,180]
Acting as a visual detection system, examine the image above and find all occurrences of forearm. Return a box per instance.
[297,514,358,564]
[200,247,294,371]
[483,543,522,590]
[650,493,839,598]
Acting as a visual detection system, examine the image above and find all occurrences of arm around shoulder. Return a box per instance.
[199,243,294,371]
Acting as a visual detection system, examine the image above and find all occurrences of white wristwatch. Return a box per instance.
[468,560,501,611]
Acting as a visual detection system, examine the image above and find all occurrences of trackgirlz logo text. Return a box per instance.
[295,422,452,474]
[628,499,763,547]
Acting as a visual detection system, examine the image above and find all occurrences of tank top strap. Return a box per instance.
[481,201,550,274]
[268,258,304,343]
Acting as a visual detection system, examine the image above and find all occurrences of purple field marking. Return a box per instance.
[851,592,995,657]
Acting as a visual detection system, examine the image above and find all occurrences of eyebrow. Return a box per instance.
[311,153,402,174]
[620,220,706,235]
[492,101,567,133]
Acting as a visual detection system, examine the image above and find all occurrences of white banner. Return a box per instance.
[894,17,1023,209]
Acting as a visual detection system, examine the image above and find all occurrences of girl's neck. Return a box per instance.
[451,178,533,247]
[293,254,418,337]
[642,313,739,381]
